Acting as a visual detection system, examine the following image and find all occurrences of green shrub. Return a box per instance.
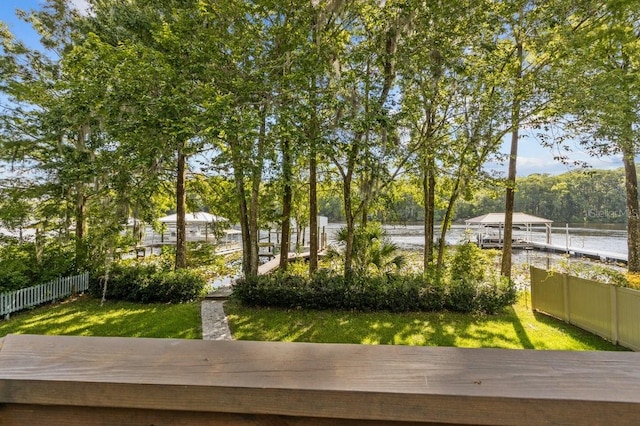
[233,241,515,314]
[326,222,406,276]
[147,269,208,303]
[90,264,207,303]
[0,240,76,293]
[448,279,477,312]
[0,252,31,292]
[473,276,517,314]
[444,243,516,314]
[232,269,512,314]
[449,242,489,284]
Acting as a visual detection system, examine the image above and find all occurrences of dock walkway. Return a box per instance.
[530,242,627,264]
[257,251,312,275]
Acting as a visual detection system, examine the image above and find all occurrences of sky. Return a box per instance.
[0,0,626,177]
[488,135,624,177]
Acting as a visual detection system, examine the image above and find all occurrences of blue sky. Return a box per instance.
[488,135,624,177]
[0,1,625,177]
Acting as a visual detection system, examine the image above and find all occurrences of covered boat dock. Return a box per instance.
[465,212,553,249]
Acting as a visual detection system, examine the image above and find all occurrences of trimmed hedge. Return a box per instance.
[232,271,515,314]
[89,263,207,303]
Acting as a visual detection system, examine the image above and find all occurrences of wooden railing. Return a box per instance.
[1,334,640,424]
[0,272,89,320]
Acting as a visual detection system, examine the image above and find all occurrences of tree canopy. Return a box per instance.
[1,0,638,275]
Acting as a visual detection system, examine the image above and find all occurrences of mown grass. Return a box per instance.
[225,293,627,351]
[0,295,201,339]
[0,292,627,351]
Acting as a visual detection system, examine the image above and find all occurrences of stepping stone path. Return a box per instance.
[201,286,233,340]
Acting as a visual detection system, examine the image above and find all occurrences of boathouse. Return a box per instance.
[465,212,553,249]
[140,211,238,249]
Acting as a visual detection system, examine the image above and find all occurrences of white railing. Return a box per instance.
[0,272,89,320]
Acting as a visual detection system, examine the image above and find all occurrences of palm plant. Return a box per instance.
[328,222,405,276]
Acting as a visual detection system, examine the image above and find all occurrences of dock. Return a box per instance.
[529,241,627,264]
[479,239,627,264]
[257,251,312,275]
[478,238,533,250]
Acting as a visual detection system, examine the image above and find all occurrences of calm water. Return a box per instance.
[325,223,627,252]
[324,222,629,270]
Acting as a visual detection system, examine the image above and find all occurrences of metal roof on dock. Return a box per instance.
[465,212,553,225]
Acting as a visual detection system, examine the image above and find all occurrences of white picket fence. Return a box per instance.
[0,272,89,320]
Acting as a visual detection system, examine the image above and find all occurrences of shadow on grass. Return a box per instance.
[226,301,626,351]
[0,296,202,339]
[529,310,627,351]
[506,306,535,349]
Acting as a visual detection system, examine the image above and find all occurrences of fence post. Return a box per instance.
[610,286,618,344]
[530,266,537,311]
[1,293,7,320]
[563,273,570,323]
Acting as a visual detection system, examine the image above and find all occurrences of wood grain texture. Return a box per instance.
[0,404,441,426]
[0,334,639,425]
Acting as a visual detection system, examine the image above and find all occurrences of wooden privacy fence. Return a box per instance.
[530,266,640,351]
[1,334,640,425]
[0,271,89,320]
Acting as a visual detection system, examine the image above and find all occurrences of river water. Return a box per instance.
[323,222,628,270]
[209,222,627,288]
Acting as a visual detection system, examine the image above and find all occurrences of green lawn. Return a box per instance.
[225,293,627,351]
[0,293,627,351]
[0,295,202,339]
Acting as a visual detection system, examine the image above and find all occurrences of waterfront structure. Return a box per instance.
[465,212,553,248]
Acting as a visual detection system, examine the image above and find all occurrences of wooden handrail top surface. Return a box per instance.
[1,334,640,424]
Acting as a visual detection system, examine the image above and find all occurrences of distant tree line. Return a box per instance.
[320,168,629,225]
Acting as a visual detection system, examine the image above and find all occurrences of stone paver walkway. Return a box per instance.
[201,286,233,340]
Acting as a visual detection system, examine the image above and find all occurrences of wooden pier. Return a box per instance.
[257,251,316,275]
[529,241,627,264]
[478,239,627,264]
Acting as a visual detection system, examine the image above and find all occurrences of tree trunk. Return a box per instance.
[309,149,318,273]
[500,40,523,280]
[500,132,518,279]
[74,127,89,270]
[279,137,293,270]
[622,144,640,272]
[423,157,435,270]
[436,179,462,271]
[343,169,355,275]
[296,221,303,249]
[175,142,188,270]
[247,107,267,276]
[231,137,252,277]
[74,183,87,269]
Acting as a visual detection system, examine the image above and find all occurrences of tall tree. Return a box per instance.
[551,1,640,271]
[0,1,115,270]
[499,0,604,278]
[327,1,415,275]
[400,0,513,273]
[81,0,238,269]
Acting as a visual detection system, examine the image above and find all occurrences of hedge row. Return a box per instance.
[232,271,516,314]
[89,263,207,303]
